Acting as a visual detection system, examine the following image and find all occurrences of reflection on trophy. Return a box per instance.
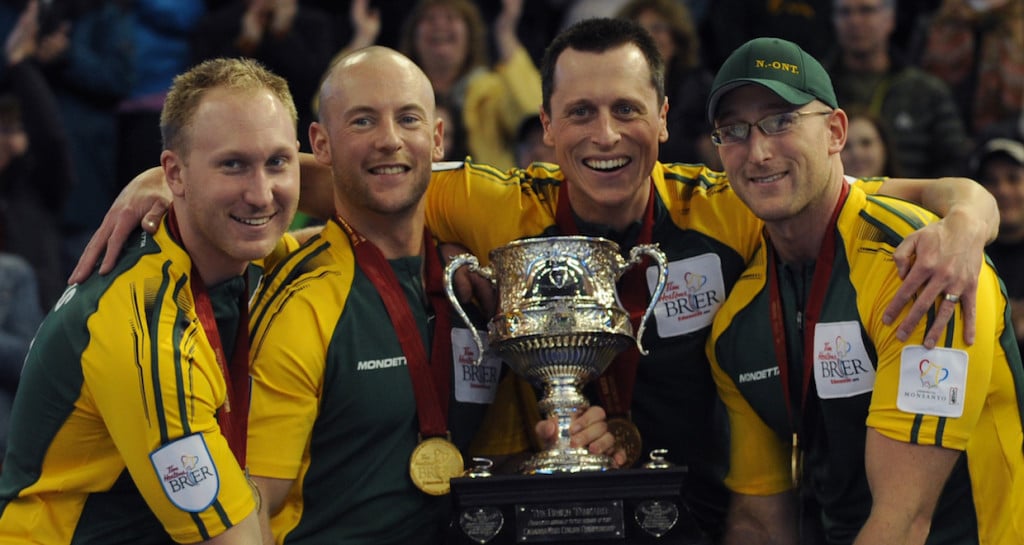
[445,236,668,474]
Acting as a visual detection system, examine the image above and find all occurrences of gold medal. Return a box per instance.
[409,436,464,496]
[791,433,803,488]
[607,416,643,468]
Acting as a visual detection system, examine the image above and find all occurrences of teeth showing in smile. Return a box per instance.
[751,173,784,184]
[372,166,406,175]
[585,158,629,171]
[235,216,272,226]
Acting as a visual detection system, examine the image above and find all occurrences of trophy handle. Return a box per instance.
[623,244,669,356]
[443,253,494,365]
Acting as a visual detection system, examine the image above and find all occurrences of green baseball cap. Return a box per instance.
[707,37,838,122]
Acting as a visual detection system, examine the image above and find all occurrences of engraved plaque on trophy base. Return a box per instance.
[446,468,708,545]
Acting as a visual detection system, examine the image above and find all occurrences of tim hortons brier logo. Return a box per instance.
[151,434,219,512]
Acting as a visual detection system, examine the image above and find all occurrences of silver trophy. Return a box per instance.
[445,236,668,474]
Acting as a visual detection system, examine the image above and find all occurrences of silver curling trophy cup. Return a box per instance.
[445,236,668,474]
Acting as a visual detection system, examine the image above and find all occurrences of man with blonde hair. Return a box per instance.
[0,57,302,544]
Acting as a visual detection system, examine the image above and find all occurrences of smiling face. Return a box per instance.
[413,3,470,72]
[311,48,444,226]
[635,9,676,65]
[163,87,300,284]
[979,155,1024,241]
[713,84,846,230]
[540,43,668,230]
[841,116,888,177]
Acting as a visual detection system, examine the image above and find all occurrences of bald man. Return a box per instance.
[244,47,619,545]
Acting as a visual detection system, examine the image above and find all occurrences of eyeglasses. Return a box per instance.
[711,110,833,146]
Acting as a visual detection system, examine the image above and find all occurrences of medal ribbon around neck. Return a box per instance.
[166,207,251,468]
[335,215,454,438]
[766,181,849,484]
[554,181,656,424]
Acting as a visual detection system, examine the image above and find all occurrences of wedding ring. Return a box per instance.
[943,293,961,304]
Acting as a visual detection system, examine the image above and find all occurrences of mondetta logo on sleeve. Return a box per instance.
[813,321,876,399]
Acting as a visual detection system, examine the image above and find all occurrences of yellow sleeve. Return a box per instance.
[247,247,350,479]
[468,375,542,456]
[864,258,1003,451]
[86,270,254,543]
[461,47,541,169]
[425,163,558,263]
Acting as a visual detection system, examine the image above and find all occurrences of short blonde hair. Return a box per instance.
[161,58,297,154]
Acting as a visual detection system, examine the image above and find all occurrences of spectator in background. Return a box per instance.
[191,0,334,151]
[3,0,134,282]
[341,0,540,170]
[617,0,717,167]
[513,114,555,166]
[841,110,903,178]
[0,253,41,458]
[705,0,834,70]
[971,134,1024,357]
[0,0,73,309]
[0,0,52,460]
[825,0,971,178]
[916,0,1024,138]
[116,0,205,190]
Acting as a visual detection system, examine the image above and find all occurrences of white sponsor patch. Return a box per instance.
[649,253,725,337]
[452,328,502,404]
[813,321,876,399]
[896,346,968,418]
[150,434,220,513]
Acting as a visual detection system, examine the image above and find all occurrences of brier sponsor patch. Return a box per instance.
[452,327,502,403]
[649,253,725,337]
[150,434,220,512]
[812,321,876,398]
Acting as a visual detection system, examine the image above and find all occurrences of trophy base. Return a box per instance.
[519,447,613,474]
[447,468,709,544]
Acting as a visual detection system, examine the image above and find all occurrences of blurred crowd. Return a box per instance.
[0,0,1021,455]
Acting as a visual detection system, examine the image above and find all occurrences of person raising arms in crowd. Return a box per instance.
[343,0,541,169]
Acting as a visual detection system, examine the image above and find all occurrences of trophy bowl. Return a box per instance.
[445,236,668,474]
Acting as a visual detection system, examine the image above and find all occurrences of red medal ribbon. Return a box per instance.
[166,208,250,468]
[768,182,850,436]
[555,181,656,418]
[335,216,453,438]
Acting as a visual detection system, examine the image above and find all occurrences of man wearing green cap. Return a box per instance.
[705,37,1024,544]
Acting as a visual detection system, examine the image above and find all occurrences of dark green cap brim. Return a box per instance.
[707,79,818,122]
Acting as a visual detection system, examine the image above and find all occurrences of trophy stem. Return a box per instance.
[538,375,588,452]
[520,375,614,474]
